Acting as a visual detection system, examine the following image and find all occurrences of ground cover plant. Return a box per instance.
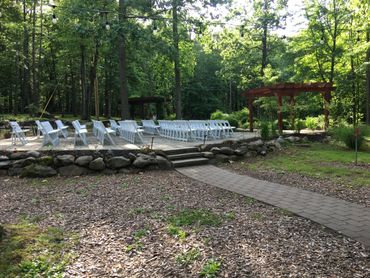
[0,171,368,277]
[223,142,370,207]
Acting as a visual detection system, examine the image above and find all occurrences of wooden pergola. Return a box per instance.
[129,96,166,119]
[241,82,336,133]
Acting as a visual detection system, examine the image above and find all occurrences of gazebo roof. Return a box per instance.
[128,96,165,105]
[242,82,336,97]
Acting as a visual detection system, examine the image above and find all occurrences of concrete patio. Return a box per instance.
[0,131,259,152]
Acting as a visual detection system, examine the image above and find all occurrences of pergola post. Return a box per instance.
[248,95,254,132]
[289,95,295,129]
[277,94,283,133]
[323,92,331,130]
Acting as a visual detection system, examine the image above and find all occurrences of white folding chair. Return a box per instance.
[72,120,89,146]
[142,120,160,135]
[9,121,29,145]
[55,120,69,138]
[40,121,60,146]
[94,121,115,145]
[118,120,144,144]
[109,119,120,135]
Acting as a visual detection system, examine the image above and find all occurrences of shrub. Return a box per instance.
[210,110,228,120]
[270,122,278,138]
[330,125,368,149]
[225,116,239,128]
[260,121,270,141]
[305,116,319,130]
[295,119,306,134]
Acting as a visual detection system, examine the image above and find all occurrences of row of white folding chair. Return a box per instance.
[92,120,115,145]
[72,120,88,146]
[158,120,192,141]
[188,120,211,140]
[117,120,144,144]
[9,121,30,145]
[213,120,235,137]
[141,120,160,135]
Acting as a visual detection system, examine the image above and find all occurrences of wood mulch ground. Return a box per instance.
[0,171,369,277]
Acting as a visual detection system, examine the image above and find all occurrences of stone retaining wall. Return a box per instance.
[0,149,172,178]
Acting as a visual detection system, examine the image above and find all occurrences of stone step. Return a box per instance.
[164,147,199,156]
[172,157,209,168]
[167,152,203,161]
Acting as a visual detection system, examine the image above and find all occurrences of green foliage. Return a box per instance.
[210,108,249,128]
[260,121,270,141]
[167,225,187,241]
[200,259,221,277]
[330,125,369,150]
[168,209,222,227]
[305,117,319,130]
[176,248,200,266]
[295,119,306,134]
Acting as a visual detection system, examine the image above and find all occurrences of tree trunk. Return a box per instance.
[104,58,111,118]
[329,0,338,84]
[36,0,43,110]
[261,25,268,76]
[81,44,88,120]
[22,0,31,113]
[31,0,37,113]
[366,30,370,125]
[70,65,77,116]
[89,41,99,119]
[118,0,130,120]
[172,1,182,119]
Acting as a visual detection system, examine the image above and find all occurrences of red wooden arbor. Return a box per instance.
[241,82,336,133]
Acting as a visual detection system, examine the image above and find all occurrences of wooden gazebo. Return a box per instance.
[241,82,336,133]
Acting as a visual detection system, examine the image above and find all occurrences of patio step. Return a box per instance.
[172,157,209,168]
[164,147,199,156]
[167,152,203,161]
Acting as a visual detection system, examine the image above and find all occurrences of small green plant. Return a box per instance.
[120,183,129,189]
[305,116,319,130]
[168,209,222,227]
[294,119,306,134]
[167,225,187,241]
[250,212,265,221]
[260,121,270,141]
[176,248,200,266]
[277,208,294,217]
[133,229,149,240]
[330,125,369,150]
[270,121,278,138]
[200,259,221,277]
[161,194,171,201]
[245,196,256,205]
[224,212,236,220]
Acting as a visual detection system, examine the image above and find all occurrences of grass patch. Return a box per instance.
[277,208,294,217]
[167,225,187,241]
[200,258,222,277]
[168,209,223,228]
[250,212,265,221]
[246,143,370,187]
[176,247,200,266]
[0,220,76,277]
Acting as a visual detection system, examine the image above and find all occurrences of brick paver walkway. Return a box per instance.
[177,165,370,247]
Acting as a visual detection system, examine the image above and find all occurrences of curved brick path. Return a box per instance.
[177,165,370,247]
